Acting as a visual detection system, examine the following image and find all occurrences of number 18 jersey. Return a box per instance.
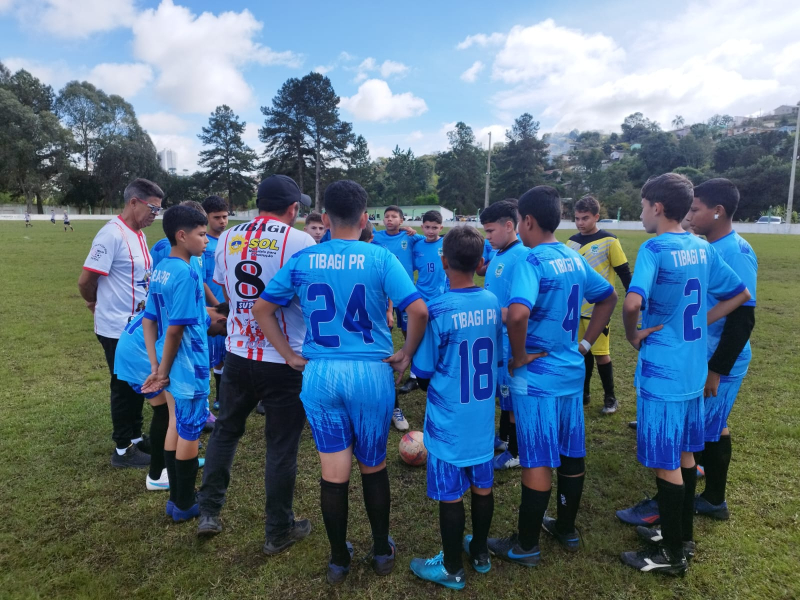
[214,216,316,362]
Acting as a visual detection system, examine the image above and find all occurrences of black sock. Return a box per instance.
[148,404,168,480]
[597,361,615,398]
[499,410,510,441]
[655,477,684,557]
[518,484,550,550]
[583,352,594,397]
[681,465,697,543]
[555,469,584,534]
[213,372,221,404]
[507,422,518,458]
[174,456,199,511]
[701,435,731,505]
[439,501,465,574]
[164,450,177,504]
[394,393,400,409]
[469,491,494,555]
[361,468,391,556]
[321,479,350,567]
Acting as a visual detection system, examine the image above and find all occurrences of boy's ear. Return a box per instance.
[476,257,485,272]
[441,255,449,270]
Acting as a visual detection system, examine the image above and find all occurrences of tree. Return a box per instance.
[94,128,161,206]
[3,69,55,114]
[198,105,257,208]
[260,77,310,191]
[383,146,432,204]
[493,113,549,199]
[435,122,485,213]
[578,148,605,173]
[672,115,685,129]
[621,112,660,143]
[678,133,712,169]
[638,131,680,175]
[345,134,378,198]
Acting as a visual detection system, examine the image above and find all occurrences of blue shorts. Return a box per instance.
[427,453,494,501]
[128,382,161,401]
[301,359,395,467]
[394,307,408,332]
[704,375,743,442]
[514,394,585,468]
[637,394,704,470]
[208,334,226,368]
[173,391,210,442]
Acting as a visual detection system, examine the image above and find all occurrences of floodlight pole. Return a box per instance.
[786,100,800,231]
[484,132,492,209]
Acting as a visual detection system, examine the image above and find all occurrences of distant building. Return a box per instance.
[610,151,625,161]
[157,149,177,174]
[773,105,799,117]
[367,204,455,221]
[630,143,642,150]
[670,126,692,139]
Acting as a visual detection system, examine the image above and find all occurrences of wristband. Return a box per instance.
[580,339,592,353]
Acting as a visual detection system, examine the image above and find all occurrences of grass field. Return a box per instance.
[1,220,798,600]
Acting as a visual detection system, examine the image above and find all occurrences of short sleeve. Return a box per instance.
[582,257,615,304]
[707,246,745,301]
[83,227,117,275]
[411,318,440,379]
[261,255,299,307]
[725,249,757,307]
[382,253,421,311]
[608,238,628,268]
[213,233,227,287]
[143,291,157,321]
[628,244,658,307]
[168,270,202,325]
[508,255,541,310]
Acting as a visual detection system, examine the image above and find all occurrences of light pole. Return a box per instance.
[484,131,492,209]
[786,100,800,231]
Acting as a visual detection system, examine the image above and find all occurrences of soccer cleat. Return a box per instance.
[694,495,730,520]
[327,542,354,585]
[492,450,520,470]
[635,527,696,561]
[628,421,638,430]
[172,503,200,523]
[616,497,660,526]
[463,534,491,573]
[409,551,466,590]
[203,412,216,432]
[696,465,705,478]
[255,402,266,415]
[111,444,151,469]
[146,468,170,491]
[197,514,223,537]
[541,516,580,552]
[165,500,175,517]
[620,545,688,577]
[583,394,591,406]
[487,533,541,567]
[263,518,312,555]
[494,435,508,452]
[398,378,419,394]
[364,535,396,576]
[198,458,205,468]
[392,408,409,431]
[601,396,618,415]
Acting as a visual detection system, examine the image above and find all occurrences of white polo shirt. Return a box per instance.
[214,216,315,363]
[83,216,153,339]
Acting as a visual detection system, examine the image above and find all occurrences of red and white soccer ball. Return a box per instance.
[399,431,427,466]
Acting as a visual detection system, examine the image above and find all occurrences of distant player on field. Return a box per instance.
[50,208,56,224]
[24,210,32,227]
[63,210,73,232]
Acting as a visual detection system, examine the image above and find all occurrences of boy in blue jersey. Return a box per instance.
[617,174,750,576]
[253,180,429,584]
[480,200,528,470]
[412,210,448,302]
[408,226,502,590]
[140,205,212,522]
[488,186,618,566]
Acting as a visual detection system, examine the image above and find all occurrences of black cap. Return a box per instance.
[256,175,312,208]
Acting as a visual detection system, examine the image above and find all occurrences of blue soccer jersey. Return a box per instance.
[150,237,171,269]
[707,231,758,377]
[203,234,225,303]
[413,237,448,301]
[629,232,746,400]
[143,257,210,401]
[411,288,503,466]
[508,243,614,397]
[261,239,421,361]
[372,229,424,280]
[320,229,331,243]
[114,313,155,390]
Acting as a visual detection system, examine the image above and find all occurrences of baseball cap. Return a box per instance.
[256,174,312,208]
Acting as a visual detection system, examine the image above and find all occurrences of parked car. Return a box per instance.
[599,218,619,224]
[756,216,783,224]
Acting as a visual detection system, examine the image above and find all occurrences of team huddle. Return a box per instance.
[82,171,757,587]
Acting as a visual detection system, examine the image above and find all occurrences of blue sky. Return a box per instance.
[2,0,798,171]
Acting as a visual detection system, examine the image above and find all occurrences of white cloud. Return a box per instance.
[2,57,74,89]
[131,0,302,113]
[339,79,427,122]
[313,65,333,74]
[15,0,136,38]
[477,124,508,145]
[460,61,484,83]
[0,0,16,12]
[352,57,409,82]
[380,60,409,78]
[139,112,191,134]
[456,32,505,50]
[87,63,153,98]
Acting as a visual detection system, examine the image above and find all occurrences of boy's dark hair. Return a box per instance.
[574,195,600,215]
[163,204,208,246]
[693,178,740,218]
[384,205,404,219]
[359,220,373,242]
[215,302,230,317]
[123,178,164,203]
[324,180,368,226]
[422,210,442,224]
[641,173,694,221]
[443,226,484,273]
[202,195,228,215]
[518,185,561,233]
[480,200,518,226]
[305,211,324,225]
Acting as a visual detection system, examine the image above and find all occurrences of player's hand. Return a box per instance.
[704,370,720,398]
[386,310,395,329]
[627,324,663,351]
[286,353,308,373]
[86,301,96,314]
[384,349,412,384]
[141,373,169,394]
[579,344,589,356]
[402,226,417,236]
[508,352,547,377]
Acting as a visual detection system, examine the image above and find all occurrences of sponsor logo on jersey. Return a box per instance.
[247,238,281,251]
[590,244,600,254]
[495,263,505,277]
[229,235,247,254]
[89,244,108,261]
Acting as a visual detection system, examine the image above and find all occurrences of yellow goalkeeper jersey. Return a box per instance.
[566,229,629,317]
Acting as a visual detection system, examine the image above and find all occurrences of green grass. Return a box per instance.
[1,221,798,599]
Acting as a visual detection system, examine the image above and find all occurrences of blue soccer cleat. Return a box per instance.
[487,534,541,567]
[492,450,520,470]
[172,503,200,523]
[694,494,729,520]
[409,551,466,590]
[366,535,396,576]
[327,542,354,585]
[616,497,660,526]
[463,535,491,573]
[165,500,175,517]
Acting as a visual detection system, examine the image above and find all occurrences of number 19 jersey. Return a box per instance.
[214,216,316,362]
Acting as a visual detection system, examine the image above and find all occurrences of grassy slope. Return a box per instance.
[0,221,797,599]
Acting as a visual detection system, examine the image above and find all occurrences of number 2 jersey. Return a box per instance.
[411,288,503,467]
[629,232,745,401]
[214,217,316,362]
[261,239,421,361]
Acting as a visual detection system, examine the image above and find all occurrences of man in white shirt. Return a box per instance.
[78,178,164,468]
[196,175,315,555]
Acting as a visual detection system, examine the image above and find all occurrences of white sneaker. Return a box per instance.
[492,451,520,470]
[392,408,410,431]
[146,468,170,491]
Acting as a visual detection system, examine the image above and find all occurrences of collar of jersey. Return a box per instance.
[711,230,735,245]
[423,237,442,243]
[448,286,482,293]
[117,216,143,237]
[497,240,521,255]
[663,231,691,236]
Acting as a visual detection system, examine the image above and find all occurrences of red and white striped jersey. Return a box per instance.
[214,216,315,363]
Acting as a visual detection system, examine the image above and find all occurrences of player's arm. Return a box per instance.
[581,290,618,353]
[703,305,755,397]
[77,269,102,312]
[386,299,394,329]
[506,302,547,374]
[609,239,632,292]
[707,288,750,327]
[203,283,217,306]
[252,298,308,372]
[142,324,184,393]
[623,292,662,351]
[476,260,490,277]
[612,263,632,292]
[391,298,428,373]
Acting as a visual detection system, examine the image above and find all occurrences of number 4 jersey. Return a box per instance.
[261,239,421,361]
[214,216,316,362]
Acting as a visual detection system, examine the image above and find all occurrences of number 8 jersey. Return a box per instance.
[214,216,316,362]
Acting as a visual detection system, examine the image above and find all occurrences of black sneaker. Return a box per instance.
[635,526,695,561]
[197,514,223,537]
[628,420,638,430]
[255,402,266,416]
[399,378,419,394]
[364,535,396,576]
[327,542,354,585]
[601,396,618,415]
[110,444,151,468]
[135,434,151,454]
[583,394,591,406]
[541,516,580,552]
[487,533,541,567]
[620,545,688,577]
[262,518,312,555]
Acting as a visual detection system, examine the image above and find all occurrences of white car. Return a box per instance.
[756,216,783,224]
[599,218,619,224]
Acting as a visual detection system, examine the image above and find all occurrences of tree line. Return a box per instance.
[0,62,796,221]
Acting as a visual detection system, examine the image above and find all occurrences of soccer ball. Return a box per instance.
[399,431,427,466]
